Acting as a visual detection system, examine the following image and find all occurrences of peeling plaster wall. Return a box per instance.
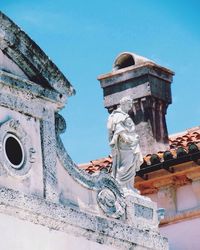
[176,185,198,212]
[147,182,200,249]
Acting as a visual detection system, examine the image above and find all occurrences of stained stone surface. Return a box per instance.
[134,204,153,220]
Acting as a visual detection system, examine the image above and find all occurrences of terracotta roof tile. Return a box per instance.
[79,156,112,174]
[169,126,200,149]
[78,126,200,175]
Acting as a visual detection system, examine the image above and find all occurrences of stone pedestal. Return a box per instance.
[125,193,159,231]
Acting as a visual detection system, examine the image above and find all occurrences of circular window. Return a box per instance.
[3,134,25,169]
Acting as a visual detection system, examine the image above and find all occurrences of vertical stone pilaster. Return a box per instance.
[159,101,169,144]
[131,96,169,156]
[154,179,177,216]
[187,172,200,205]
[155,100,161,141]
[155,180,177,216]
[40,110,58,203]
[151,97,157,138]
[191,180,200,205]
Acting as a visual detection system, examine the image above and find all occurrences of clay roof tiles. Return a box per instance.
[79,126,200,175]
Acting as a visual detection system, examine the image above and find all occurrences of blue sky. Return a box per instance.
[1,1,200,163]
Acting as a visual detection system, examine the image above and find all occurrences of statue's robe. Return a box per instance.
[107,108,143,185]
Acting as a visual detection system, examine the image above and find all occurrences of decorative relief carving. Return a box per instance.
[55,112,66,135]
[0,118,36,176]
[97,188,126,219]
[29,147,36,163]
[9,119,20,130]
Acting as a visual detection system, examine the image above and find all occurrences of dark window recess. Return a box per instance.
[5,136,23,166]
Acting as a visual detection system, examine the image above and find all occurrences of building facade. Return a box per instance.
[0,12,168,250]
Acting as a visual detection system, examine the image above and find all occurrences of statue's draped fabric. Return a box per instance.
[107,108,143,186]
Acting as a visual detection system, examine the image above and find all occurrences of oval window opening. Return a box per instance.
[4,134,24,169]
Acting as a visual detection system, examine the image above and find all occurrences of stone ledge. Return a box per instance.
[0,70,64,105]
[0,80,55,120]
[160,206,200,226]
[0,187,168,250]
[98,62,174,86]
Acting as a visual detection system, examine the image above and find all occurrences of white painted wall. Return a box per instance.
[147,183,200,249]
[176,185,198,211]
[160,217,200,250]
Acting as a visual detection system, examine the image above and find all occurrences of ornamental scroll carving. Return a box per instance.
[55,113,126,219]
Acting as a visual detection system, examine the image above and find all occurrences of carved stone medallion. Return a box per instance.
[97,188,126,219]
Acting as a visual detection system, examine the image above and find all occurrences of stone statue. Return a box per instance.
[107,96,143,194]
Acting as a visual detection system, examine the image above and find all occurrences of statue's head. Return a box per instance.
[120,96,133,113]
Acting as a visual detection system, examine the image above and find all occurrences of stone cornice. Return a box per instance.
[0,70,65,106]
[135,161,200,195]
[160,206,200,226]
[98,62,174,85]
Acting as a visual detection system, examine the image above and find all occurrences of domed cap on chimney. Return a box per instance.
[113,52,154,71]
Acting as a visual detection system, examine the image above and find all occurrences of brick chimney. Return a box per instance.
[98,52,174,156]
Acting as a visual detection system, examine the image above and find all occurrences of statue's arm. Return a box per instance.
[108,130,113,143]
[109,122,128,145]
[119,131,132,143]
